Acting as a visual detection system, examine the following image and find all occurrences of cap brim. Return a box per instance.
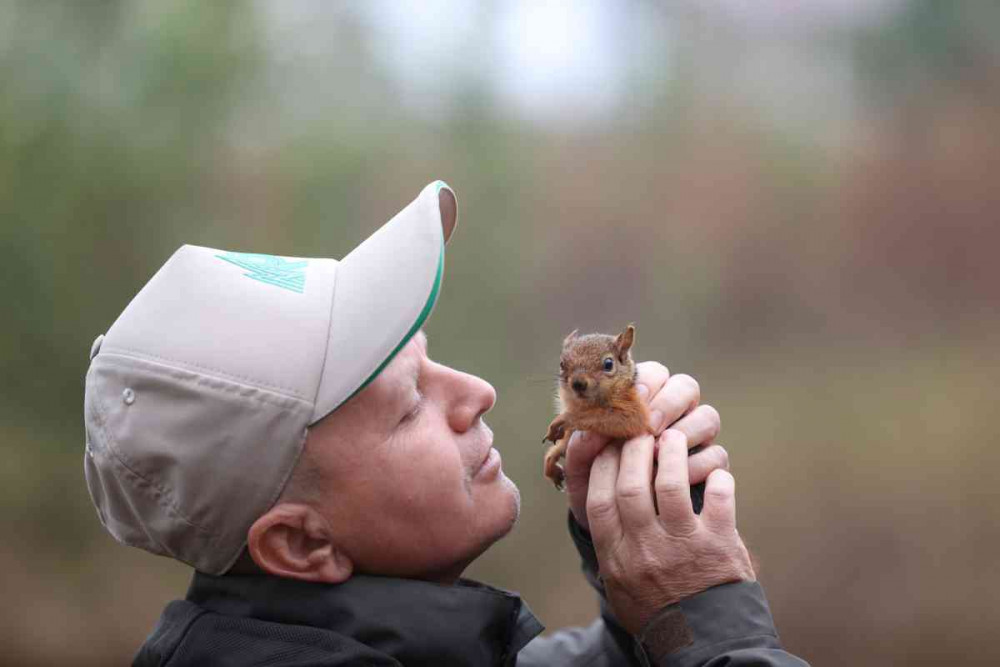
[311,181,457,423]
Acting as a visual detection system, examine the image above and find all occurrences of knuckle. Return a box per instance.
[661,428,688,450]
[672,521,700,540]
[706,485,732,503]
[706,478,735,503]
[616,481,648,501]
[654,479,688,499]
[600,557,624,583]
[587,495,617,520]
[633,553,660,581]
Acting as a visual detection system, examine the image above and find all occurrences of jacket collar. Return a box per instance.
[187,571,544,665]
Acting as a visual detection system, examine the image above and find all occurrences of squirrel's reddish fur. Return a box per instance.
[542,324,652,489]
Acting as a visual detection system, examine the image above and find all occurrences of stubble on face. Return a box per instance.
[291,332,522,581]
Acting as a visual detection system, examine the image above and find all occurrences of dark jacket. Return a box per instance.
[135,515,808,666]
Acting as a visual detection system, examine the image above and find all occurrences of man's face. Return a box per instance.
[302,331,520,582]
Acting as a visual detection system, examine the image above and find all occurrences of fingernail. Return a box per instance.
[649,409,665,432]
[568,431,582,447]
[637,384,649,399]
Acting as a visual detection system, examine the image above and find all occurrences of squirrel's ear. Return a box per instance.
[563,329,579,347]
[614,324,635,361]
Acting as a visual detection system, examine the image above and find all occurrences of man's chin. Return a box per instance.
[478,474,521,548]
[499,473,521,533]
[425,478,521,583]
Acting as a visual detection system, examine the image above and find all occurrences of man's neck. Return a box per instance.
[224,546,474,583]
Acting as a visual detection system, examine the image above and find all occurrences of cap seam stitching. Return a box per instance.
[87,369,214,538]
[100,344,309,401]
[216,424,309,575]
[96,352,314,412]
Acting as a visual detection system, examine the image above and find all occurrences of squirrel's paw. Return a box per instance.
[543,442,567,491]
[543,418,567,444]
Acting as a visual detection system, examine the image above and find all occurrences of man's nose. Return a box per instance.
[571,376,589,395]
[448,370,496,433]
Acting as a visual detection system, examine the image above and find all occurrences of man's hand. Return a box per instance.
[563,362,726,531]
[587,430,756,635]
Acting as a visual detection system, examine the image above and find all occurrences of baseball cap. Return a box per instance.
[83,180,457,575]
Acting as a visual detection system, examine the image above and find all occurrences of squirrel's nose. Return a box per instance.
[571,378,588,394]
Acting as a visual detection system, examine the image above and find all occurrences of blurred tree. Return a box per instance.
[0,1,258,440]
[856,0,1000,105]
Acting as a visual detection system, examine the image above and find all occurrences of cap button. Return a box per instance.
[122,388,135,405]
[90,334,105,361]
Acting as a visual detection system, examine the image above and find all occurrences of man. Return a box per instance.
[84,182,808,665]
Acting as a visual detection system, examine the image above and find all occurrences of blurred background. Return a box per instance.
[2,0,998,664]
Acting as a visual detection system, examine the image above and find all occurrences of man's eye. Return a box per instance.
[400,394,422,423]
[603,358,614,371]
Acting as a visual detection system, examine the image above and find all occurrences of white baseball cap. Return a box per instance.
[84,181,457,574]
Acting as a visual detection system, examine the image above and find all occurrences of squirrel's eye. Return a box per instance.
[559,360,566,372]
[603,357,614,371]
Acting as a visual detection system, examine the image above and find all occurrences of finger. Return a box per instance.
[702,468,737,535]
[615,435,658,531]
[565,430,611,479]
[635,361,669,404]
[654,429,697,534]
[647,374,701,436]
[587,444,624,553]
[668,404,720,449]
[564,431,612,530]
[687,444,729,486]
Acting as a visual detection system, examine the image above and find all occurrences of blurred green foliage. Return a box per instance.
[2,1,999,664]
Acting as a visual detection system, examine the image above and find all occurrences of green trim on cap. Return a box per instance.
[345,240,444,402]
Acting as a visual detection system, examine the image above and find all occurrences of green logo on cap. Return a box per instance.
[216,252,308,294]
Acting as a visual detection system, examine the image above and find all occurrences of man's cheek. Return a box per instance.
[392,458,459,510]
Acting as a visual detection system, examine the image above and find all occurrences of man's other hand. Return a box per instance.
[564,362,726,531]
[587,430,756,635]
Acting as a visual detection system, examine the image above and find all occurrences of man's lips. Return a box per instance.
[473,425,499,476]
[476,438,494,471]
[475,446,501,480]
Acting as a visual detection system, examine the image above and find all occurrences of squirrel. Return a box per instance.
[542,324,653,489]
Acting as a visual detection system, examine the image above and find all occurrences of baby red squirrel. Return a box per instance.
[542,324,653,489]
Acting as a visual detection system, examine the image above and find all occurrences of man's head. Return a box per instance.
[246,331,520,583]
[83,182,516,580]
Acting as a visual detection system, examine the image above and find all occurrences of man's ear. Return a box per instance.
[246,503,353,584]
[614,324,635,363]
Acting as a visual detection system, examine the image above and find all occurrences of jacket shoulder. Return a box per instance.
[133,600,398,667]
[518,618,632,666]
[133,600,205,666]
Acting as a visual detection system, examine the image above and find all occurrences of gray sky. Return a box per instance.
[256,0,905,132]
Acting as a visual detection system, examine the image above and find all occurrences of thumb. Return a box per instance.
[565,430,611,477]
[564,431,612,531]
